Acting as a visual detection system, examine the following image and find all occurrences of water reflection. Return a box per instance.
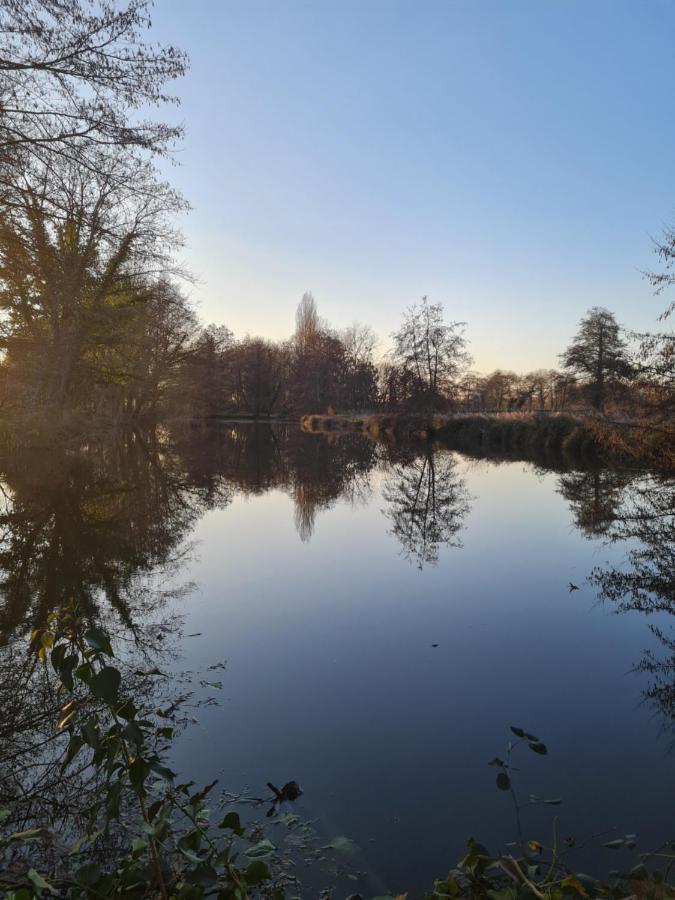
[382,447,470,568]
[586,473,675,731]
[0,432,206,852]
[0,423,675,885]
[0,425,454,641]
[1,424,671,639]
[556,468,637,537]
[588,473,675,614]
[0,432,211,643]
[286,431,377,542]
[176,424,379,542]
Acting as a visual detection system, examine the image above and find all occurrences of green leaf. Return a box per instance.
[82,716,102,750]
[123,721,144,749]
[245,860,271,886]
[189,779,218,805]
[8,888,33,900]
[27,868,53,897]
[496,772,511,791]
[178,845,203,864]
[219,811,244,836]
[630,863,648,881]
[9,827,50,843]
[147,800,164,822]
[90,666,121,704]
[245,838,276,859]
[67,829,103,856]
[148,758,175,781]
[185,862,217,886]
[62,734,85,770]
[510,726,525,738]
[129,757,150,796]
[84,628,113,657]
[74,662,93,685]
[58,655,78,692]
[106,780,122,821]
[325,835,357,854]
[527,741,547,755]
[277,811,299,826]
[73,863,101,886]
[51,643,66,673]
[116,698,137,721]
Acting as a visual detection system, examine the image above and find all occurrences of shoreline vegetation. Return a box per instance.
[299,410,675,470]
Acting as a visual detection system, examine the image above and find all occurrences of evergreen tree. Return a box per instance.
[560,307,632,411]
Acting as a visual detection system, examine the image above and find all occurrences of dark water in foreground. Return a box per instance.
[1,423,674,893]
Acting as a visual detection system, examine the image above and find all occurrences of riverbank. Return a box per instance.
[300,411,430,438]
[300,410,675,470]
[300,411,600,459]
[432,411,599,460]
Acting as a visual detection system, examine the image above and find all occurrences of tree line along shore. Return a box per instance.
[299,408,673,471]
[2,282,673,469]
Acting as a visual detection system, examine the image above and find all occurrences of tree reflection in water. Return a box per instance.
[0,430,218,861]
[285,432,472,554]
[588,474,675,613]
[382,447,471,569]
[583,472,675,735]
[287,431,377,542]
[556,468,637,537]
[0,432,212,644]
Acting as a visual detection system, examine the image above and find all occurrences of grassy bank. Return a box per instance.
[300,411,601,463]
[299,412,430,439]
[430,412,600,461]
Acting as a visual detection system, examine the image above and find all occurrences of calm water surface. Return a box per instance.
[2,423,674,893]
[168,427,674,892]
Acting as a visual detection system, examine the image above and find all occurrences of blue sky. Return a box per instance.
[154,0,675,372]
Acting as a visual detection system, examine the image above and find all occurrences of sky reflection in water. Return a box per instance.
[164,428,675,893]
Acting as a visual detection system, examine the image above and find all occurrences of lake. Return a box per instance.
[1,423,674,894]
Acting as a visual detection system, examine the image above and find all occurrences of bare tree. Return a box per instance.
[636,218,675,421]
[0,0,188,171]
[341,322,377,366]
[294,291,319,355]
[390,296,470,407]
[645,217,675,322]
